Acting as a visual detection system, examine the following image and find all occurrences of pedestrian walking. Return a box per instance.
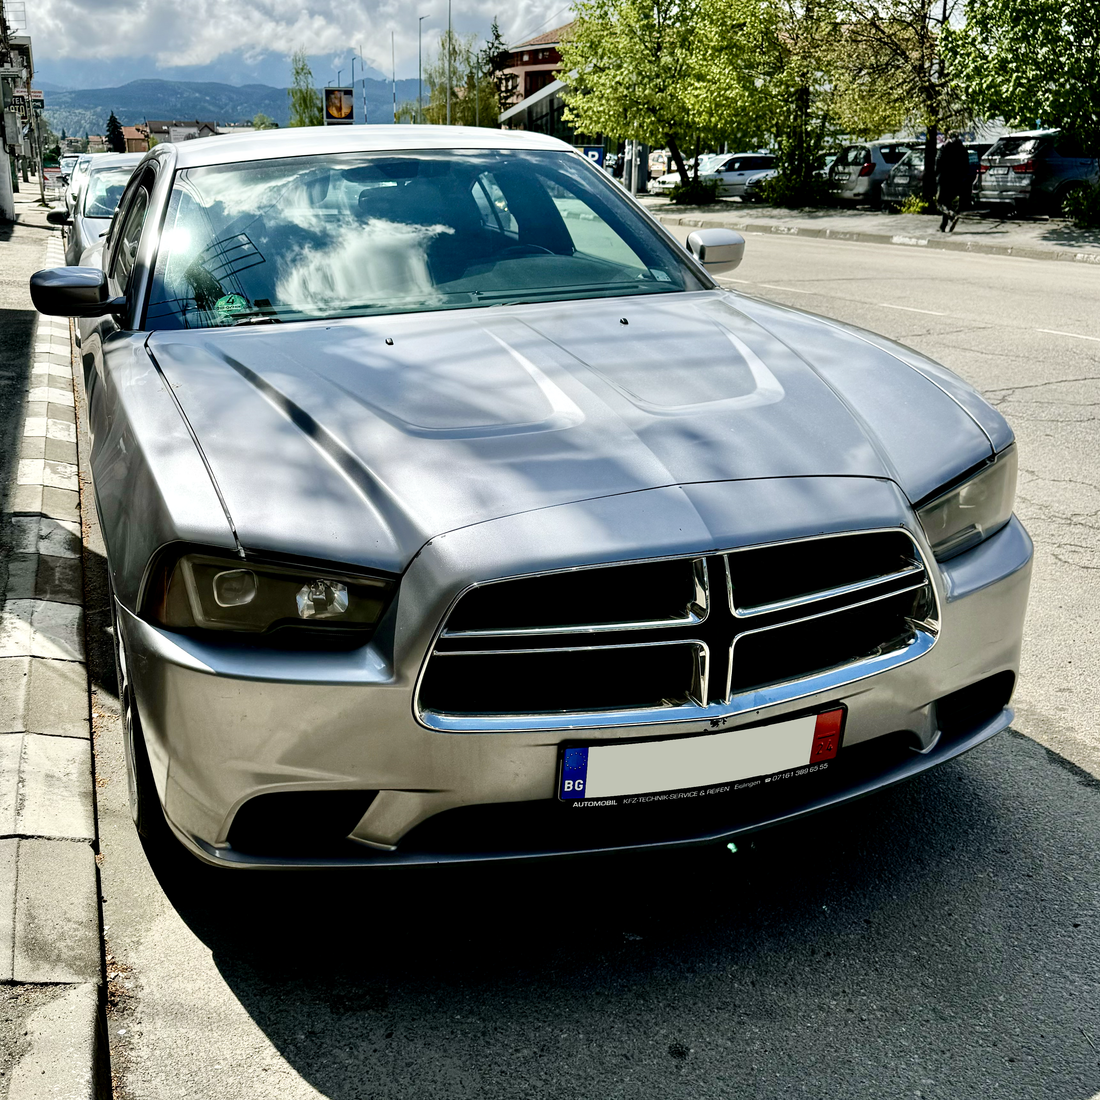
[936,132,970,232]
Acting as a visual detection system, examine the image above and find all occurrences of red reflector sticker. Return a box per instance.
[809,708,844,763]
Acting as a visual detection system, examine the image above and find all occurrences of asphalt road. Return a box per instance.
[88,233,1100,1099]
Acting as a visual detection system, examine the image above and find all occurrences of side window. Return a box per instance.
[109,182,151,288]
[1055,134,1083,158]
[472,173,518,236]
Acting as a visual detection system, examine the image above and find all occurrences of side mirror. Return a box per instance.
[686,228,746,274]
[46,209,72,227]
[29,267,125,318]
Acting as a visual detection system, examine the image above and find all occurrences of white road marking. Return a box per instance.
[875,303,946,315]
[1035,328,1100,343]
[758,283,812,293]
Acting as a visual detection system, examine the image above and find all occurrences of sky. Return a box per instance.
[23,0,573,89]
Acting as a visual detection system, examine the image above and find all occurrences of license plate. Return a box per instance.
[834,170,850,178]
[990,166,1008,175]
[558,708,844,803]
[895,173,909,180]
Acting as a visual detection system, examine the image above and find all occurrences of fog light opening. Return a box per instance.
[296,579,349,619]
[212,568,257,608]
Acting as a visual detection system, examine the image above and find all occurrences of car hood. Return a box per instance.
[147,290,997,572]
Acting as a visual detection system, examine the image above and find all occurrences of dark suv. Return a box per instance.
[974,130,1098,216]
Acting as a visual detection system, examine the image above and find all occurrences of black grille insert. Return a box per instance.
[443,558,701,634]
[419,643,703,716]
[728,530,920,614]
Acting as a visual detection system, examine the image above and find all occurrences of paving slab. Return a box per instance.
[6,982,101,1100]
[0,599,84,662]
[12,838,100,984]
[0,656,90,738]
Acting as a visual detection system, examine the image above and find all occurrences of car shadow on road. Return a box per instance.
[141,732,1100,1100]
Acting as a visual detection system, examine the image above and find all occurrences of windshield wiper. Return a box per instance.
[233,315,283,326]
[476,282,676,305]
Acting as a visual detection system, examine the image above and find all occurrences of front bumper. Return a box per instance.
[121,477,1032,867]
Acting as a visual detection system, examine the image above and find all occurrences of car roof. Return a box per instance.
[85,153,147,172]
[997,129,1059,139]
[161,125,575,170]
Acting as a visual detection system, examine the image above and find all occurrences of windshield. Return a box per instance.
[987,137,1046,159]
[83,166,137,217]
[836,146,869,167]
[146,150,709,329]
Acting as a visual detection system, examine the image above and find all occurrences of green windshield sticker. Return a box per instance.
[213,293,249,318]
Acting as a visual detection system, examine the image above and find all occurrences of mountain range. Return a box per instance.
[42,77,424,137]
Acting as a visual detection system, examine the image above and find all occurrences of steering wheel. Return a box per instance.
[496,243,555,259]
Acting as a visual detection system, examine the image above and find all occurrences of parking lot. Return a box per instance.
[86,230,1100,1099]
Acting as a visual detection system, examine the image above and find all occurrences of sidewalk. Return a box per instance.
[0,190,106,1096]
[638,195,1100,264]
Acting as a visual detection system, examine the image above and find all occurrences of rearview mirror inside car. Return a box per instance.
[686,229,746,274]
[29,267,126,318]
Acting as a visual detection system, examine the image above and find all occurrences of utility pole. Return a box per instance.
[418,16,427,123]
[446,0,452,126]
[391,31,396,124]
[356,46,367,123]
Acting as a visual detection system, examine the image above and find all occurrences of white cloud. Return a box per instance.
[30,0,573,72]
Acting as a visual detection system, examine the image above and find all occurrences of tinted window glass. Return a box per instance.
[146,150,707,330]
[878,145,909,164]
[837,146,869,167]
[1055,134,1084,157]
[82,167,138,218]
[987,137,1044,158]
[110,185,149,287]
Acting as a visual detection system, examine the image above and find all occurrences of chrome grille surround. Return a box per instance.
[415,528,939,733]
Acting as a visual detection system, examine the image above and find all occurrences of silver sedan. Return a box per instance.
[49,152,145,265]
[31,126,1030,868]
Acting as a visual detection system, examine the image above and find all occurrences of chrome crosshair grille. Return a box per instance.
[416,530,939,732]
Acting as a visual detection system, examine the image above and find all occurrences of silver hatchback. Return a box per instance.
[829,141,914,206]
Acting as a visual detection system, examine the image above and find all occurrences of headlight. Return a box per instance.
[145,551,394,637]
[916,445,1017,561]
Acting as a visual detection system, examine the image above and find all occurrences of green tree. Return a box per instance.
[288,50,323,127]
[695,0,845,202]
[559,0,717,185]
[252,112,278,130]
[481,19,518,116]
[105,111,125,153]
[833,0,969,203]
[417,30,498,126]
[943,0,1100,147]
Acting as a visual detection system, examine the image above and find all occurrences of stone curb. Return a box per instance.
[1,233,106,1098]
[652,212,1100,265]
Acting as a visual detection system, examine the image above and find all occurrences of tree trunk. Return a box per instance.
[922,124,939,205]
[668,135,690,186]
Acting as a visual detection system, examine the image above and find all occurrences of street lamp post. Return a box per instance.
[356,46,367,123]
[391,31,397,124]
[446,0,452,126]
[418,16,428,123]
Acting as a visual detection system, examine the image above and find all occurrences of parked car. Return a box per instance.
[652,154,727,192]
[741,166,779,201]
[31,126,1030,869]
[814,152,838,180]
[883,144,991,209]
[973,129,1099,216]
[58,153,81,186]
[63,152,110,214]
[50,153,145,266]
[699,153,777,197]
[829,141,914,206]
